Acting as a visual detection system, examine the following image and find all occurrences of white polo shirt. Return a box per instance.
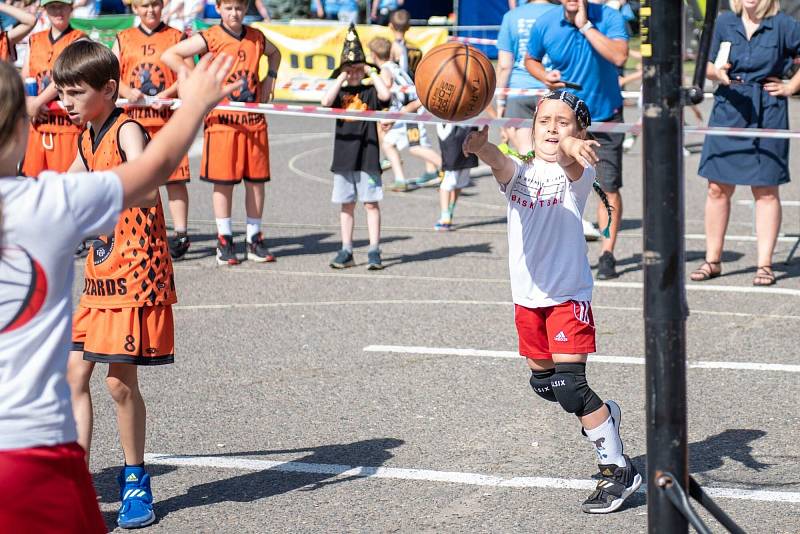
[0,171,122,450]
[502,158,595,308]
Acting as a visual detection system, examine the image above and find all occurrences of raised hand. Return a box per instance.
[177,53,237,112]
[462,125,489,156]
[559,136,600,169]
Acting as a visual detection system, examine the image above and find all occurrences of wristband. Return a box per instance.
[267,69,278,79]
[579,21,594,34]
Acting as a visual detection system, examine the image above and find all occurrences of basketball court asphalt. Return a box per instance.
[76,104,800,533]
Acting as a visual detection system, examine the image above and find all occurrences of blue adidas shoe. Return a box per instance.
[117,466,156,529]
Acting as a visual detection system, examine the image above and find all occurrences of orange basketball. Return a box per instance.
[414,42,496,122]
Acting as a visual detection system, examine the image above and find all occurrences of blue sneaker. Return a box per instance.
[117,466,156,529]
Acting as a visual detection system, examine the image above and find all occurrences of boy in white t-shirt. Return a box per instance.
[463,90,641,514]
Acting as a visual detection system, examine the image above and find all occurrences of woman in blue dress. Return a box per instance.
[692,0,800,286]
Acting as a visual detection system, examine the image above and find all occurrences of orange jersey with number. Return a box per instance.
[27,27,85,134]
[78,108,176,309]
[0,30,15,62]
[200,24,266,132]
[117,23,184,128]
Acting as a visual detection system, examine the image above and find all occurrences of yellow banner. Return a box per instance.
[252,23,449,101]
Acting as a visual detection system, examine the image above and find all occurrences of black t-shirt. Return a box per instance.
[330,85,388,175]
[438,125,479,171]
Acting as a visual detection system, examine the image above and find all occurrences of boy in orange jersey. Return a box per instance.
[21,0,85,176]
[0,2,37,63]
[114,0,194,259]
[56,40,175,529]
[162,0,281,265]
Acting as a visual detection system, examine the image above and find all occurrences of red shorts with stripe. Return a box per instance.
[145,126,190,183]
[515,301,596,359]
[0,442,106,534]
[200,126,270,184]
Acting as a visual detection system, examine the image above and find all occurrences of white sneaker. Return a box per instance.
[583,219,602,241]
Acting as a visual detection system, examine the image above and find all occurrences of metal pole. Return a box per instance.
[640,1,690,533]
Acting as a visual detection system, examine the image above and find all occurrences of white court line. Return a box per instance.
[363,345,800,373]
[165,218,796,243]
[172,299,800,321]
[171,266,800,297]
[143,453,800,504]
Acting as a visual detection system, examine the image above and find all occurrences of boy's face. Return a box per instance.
[133,0,164,29]
[532,99,580,162]
[57,80,117,126]
[45,2,72,31]
[344,64,364,85]
[217,0,245,30]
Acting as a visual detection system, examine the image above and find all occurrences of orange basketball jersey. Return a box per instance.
[27,27,85,134]
[117,23,183,129]
[200,24,266,132]
[0,30,15,63]
[78,108,176,309]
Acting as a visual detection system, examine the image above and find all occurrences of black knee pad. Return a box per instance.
[529,369,557,402]
[549,363,604,416]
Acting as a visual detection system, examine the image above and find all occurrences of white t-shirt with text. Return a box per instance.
[0,171,122,450]
[502,158,594,308]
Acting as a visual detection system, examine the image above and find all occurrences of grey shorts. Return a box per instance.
[331,171,383,203]
[505,95,539,120]
[592,110,624,193]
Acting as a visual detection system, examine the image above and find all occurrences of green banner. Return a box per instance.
[72,15,213,48]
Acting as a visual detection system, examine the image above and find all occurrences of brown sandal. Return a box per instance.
[690,261,721,282]
[753,266,776,286]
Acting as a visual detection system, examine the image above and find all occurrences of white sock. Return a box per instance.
[246,217,261,243]
[215,218,232,236]
[584,416,625,467]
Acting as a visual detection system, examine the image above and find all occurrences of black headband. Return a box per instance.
[537,90,591,130]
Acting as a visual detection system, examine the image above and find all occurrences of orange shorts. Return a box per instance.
[21,127,79,176]
[200,125,270,184]
[72,305,174,365]
[145,126,190,183]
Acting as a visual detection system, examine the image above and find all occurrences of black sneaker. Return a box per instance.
[216,234,239,266]
[596,251,618,280]
[246,232,275,263]
[581,455,642,514]
[329,249,354,269]
[367,248,383,270]
[169,233,190,260]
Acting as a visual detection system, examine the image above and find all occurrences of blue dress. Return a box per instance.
[699,12,800,186]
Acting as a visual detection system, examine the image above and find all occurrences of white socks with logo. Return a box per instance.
[584,415,625,467]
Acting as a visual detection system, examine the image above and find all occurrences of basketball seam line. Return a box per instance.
[451,44,470,121]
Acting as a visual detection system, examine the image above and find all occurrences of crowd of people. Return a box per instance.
[0,0,798,531]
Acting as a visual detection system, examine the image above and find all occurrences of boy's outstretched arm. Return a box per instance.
[0,3,37,44]
[114,53,236,209]
[161,34,208,74]
[463,126,515,185]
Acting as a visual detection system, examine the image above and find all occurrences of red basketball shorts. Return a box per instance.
[0,442,106,533]
[514,300,596,359]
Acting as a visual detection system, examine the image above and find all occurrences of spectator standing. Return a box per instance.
[314,0,358,24]
[691,0,800,286]
[525,0,628,279]
[496,0,557,156]
[370,0,402,26]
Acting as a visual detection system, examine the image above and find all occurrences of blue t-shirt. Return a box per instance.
[527,4,628,121]
[497,2,558,90]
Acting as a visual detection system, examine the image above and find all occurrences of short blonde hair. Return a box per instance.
[729,0,779,19]
[368,37,392,61]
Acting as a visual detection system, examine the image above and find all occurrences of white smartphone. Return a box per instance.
[714,41,731,69]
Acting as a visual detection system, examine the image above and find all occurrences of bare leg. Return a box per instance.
[752,185,781,268]
[244,181,265,220]
[383,143,405,183]
[598,191,623,254]
[363,201,381,249]
[106,363,146,466]
[340,202,355,248]
[67,351,95,464]
[212,184,234,220]
[703,181,735,263]
[165,183,189,232]
[409,145,442,172]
